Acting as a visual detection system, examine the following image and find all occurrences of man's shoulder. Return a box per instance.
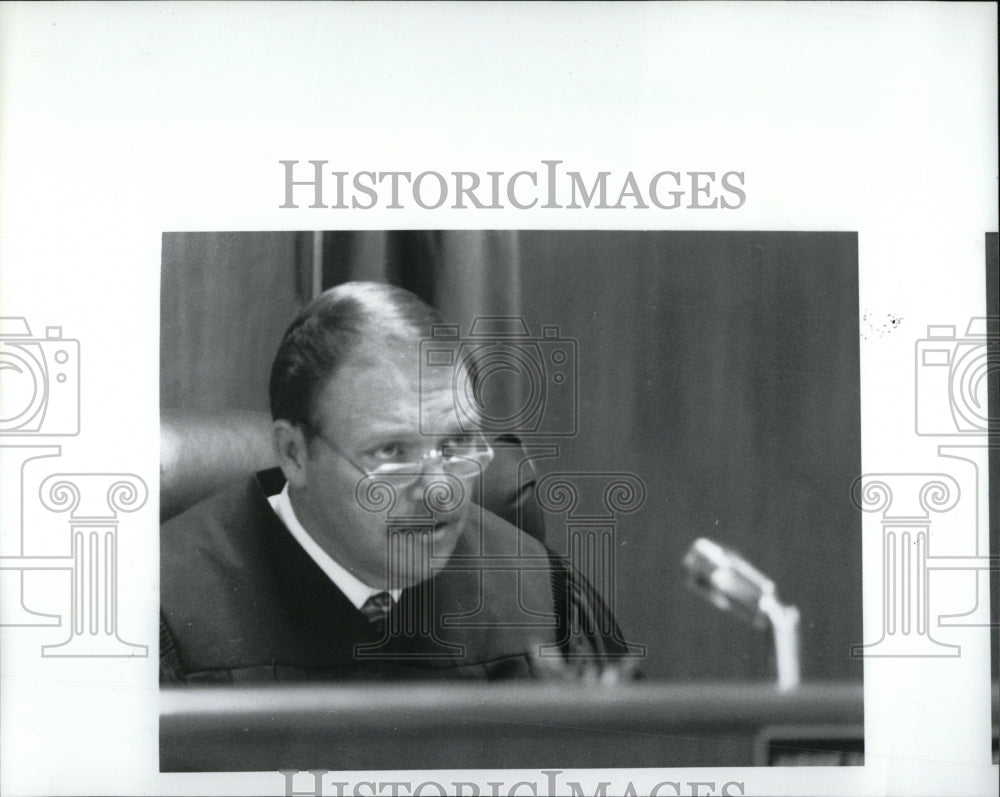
[162,469,281,535]
[160,468,314,677]
[160,468,286,585]
[456,502,551,560]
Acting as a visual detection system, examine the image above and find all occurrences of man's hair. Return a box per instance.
[269,281,439,436]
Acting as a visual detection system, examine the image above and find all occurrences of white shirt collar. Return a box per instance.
[268,483,400,610]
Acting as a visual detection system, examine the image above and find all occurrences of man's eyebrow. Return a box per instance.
[362,423,417,440]
[361,419,462,438]
[366,423,467,442]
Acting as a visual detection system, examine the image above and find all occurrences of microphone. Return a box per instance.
[682,537,776,628]
[683,537,801,691]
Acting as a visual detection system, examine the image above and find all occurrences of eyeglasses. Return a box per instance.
[311,429,494,483]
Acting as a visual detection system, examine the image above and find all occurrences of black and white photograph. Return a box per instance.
[158,229,862,771]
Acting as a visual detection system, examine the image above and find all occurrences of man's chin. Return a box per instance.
[386,521,463,587]
[431,518,464,555]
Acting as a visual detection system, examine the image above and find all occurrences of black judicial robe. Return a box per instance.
[160,469,632,683]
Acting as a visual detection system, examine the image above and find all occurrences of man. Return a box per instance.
[161,281,634,683]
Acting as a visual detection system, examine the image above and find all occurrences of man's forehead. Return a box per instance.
[316,342,467,433]
[335,342,458,391]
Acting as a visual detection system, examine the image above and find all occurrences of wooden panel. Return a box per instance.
[160,232,308,411]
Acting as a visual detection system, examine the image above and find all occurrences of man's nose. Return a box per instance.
[403,464,465,512]
[402,454,445,500]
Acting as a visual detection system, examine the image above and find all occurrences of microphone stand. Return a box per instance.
[759,593,801,692]
[684,537,801,692]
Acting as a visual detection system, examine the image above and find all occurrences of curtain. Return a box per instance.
[320,229,522,324]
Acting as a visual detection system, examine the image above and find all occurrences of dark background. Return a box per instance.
[161,230,863,683]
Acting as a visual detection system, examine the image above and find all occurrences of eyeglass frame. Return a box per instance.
[307,426,495,484]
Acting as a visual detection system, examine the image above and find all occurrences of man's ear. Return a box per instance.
[273,420,310,489]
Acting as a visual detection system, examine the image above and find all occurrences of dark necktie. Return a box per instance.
[360,591,392,625]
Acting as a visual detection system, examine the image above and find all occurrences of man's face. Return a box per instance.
[285,342,475,589]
